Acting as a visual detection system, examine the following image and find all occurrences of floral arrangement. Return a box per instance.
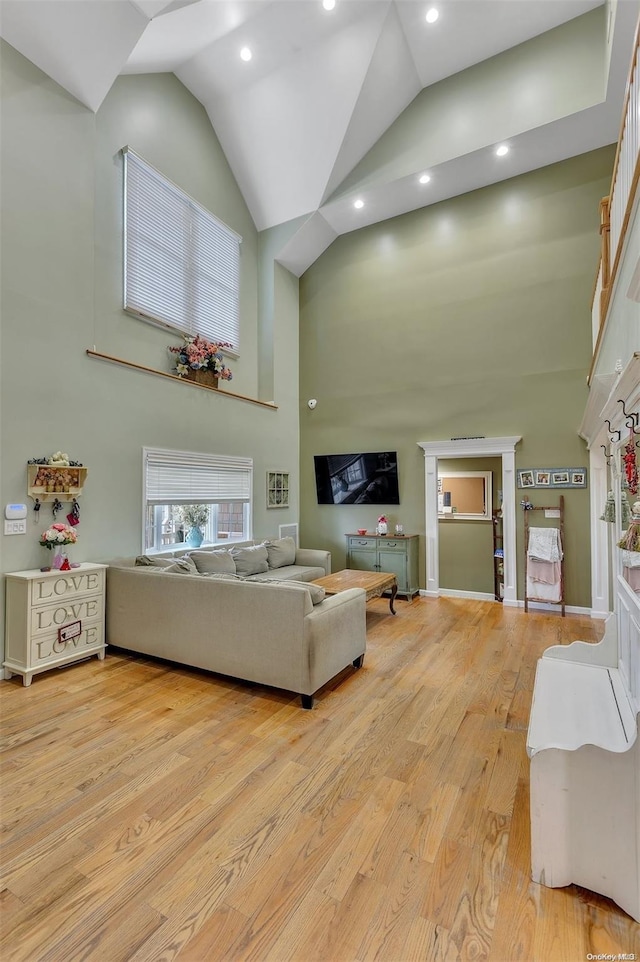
[177,504,210,530]
[40,522,78,549]
[377,515,387,525]
[169,335,233,381]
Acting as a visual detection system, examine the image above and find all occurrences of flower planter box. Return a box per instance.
[185,369,219,389]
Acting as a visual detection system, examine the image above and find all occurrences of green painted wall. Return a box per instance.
[299,147,615,607]
[0,42,300,662]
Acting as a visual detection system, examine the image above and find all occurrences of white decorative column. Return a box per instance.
[589,441,611,618]
[424,454,440,596]
[501,449,518,606]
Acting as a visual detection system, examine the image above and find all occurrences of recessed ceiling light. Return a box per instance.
[419,173,431,184]
[240,47,252,62]
[425,8,439,24]
[495,144,509,157]
[323,0,336,10]
[354,199,364,209]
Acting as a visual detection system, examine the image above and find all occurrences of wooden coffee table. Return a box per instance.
[313,569,398,615]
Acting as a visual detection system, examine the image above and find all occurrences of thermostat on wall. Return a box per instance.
[5,504,27,520]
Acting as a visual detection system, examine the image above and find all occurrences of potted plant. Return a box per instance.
[40,522,78,569]
[178,504,210,548]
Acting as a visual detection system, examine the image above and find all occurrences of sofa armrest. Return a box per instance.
[303,587,366,695]
[295,547,331,575]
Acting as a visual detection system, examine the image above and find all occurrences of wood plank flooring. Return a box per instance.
[1,597,639,961]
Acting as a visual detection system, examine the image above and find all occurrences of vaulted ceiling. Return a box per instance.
[1,0,638,273]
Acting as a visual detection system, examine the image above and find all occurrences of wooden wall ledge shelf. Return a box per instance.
[28,463,88,502]
[86,349,278,410]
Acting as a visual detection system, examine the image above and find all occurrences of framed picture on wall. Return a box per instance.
[518,467,587,488]
[519,470,535,488]
[267,471,289,509]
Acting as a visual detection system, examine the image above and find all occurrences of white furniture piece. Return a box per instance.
[4,563,107,686]
[526,614,640,922]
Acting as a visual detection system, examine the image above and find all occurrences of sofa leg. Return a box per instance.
[353,654,364,669]
[301,694,313,709]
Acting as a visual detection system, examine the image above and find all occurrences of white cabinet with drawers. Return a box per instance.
[4,563,107,686]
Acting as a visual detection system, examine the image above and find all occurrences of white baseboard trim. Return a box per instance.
[512,600,592,616]
[439,589,497,602]
[417,590,597,617]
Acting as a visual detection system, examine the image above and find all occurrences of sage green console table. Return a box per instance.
[345,533,420,599]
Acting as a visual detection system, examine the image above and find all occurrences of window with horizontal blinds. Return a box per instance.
[123,148,241,352]
[144,448,252,504]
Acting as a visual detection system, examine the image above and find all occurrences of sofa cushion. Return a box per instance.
[248,577,326,605]
[135,554,176,568]
[246,564,325,584]
[231,544,269,576]
[135,554,197,573]
[200,571,244,581]
[189,549,236,575]
[263,536,296,569]
[165,561,201,575]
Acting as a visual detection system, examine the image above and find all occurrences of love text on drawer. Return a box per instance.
[35,598,100,631]
[35,624,101,661]
[34,572,101,601]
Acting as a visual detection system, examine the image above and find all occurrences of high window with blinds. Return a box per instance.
[143,447,253,552]
[124,148,241,352]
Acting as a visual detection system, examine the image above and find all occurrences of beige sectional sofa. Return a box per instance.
[106,538,367,708]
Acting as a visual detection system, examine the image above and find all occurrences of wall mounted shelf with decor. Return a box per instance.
[27,464,88,503]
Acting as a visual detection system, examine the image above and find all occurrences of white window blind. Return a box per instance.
[144,448,252,504]
[124,147,241,352]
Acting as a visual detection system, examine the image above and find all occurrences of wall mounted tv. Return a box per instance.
[314,452,400,505]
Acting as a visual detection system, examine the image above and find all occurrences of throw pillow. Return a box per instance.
[163,561,199,575]
[189,549,236,575]
[249,577,326,605]
[174,555,199,573]
[263,536,296,569]
[135,555,176,568]
[230,544,269,577]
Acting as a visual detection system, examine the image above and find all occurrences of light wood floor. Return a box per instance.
[1,597,639,962]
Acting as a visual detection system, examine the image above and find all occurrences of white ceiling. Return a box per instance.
[1,0,638,274]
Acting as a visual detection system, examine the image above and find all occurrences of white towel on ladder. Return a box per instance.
[527,526,562,562]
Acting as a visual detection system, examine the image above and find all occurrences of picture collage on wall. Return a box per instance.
[517,468,587,489]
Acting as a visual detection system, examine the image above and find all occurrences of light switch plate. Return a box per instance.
[4,519,26,535]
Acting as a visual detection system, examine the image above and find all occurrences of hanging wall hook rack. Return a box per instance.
[601,445,614,465]
[605,419,622,441]
[618,399,639,425]
[626,415,640,436]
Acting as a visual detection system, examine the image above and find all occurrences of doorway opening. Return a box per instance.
[417,437,521,604]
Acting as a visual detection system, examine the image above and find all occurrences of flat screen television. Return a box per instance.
[314,451,400,505]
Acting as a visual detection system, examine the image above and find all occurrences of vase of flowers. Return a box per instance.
[40,522,78,569]
[178,504,210,547]
[377,514,388,536]
[168,335,233,388]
